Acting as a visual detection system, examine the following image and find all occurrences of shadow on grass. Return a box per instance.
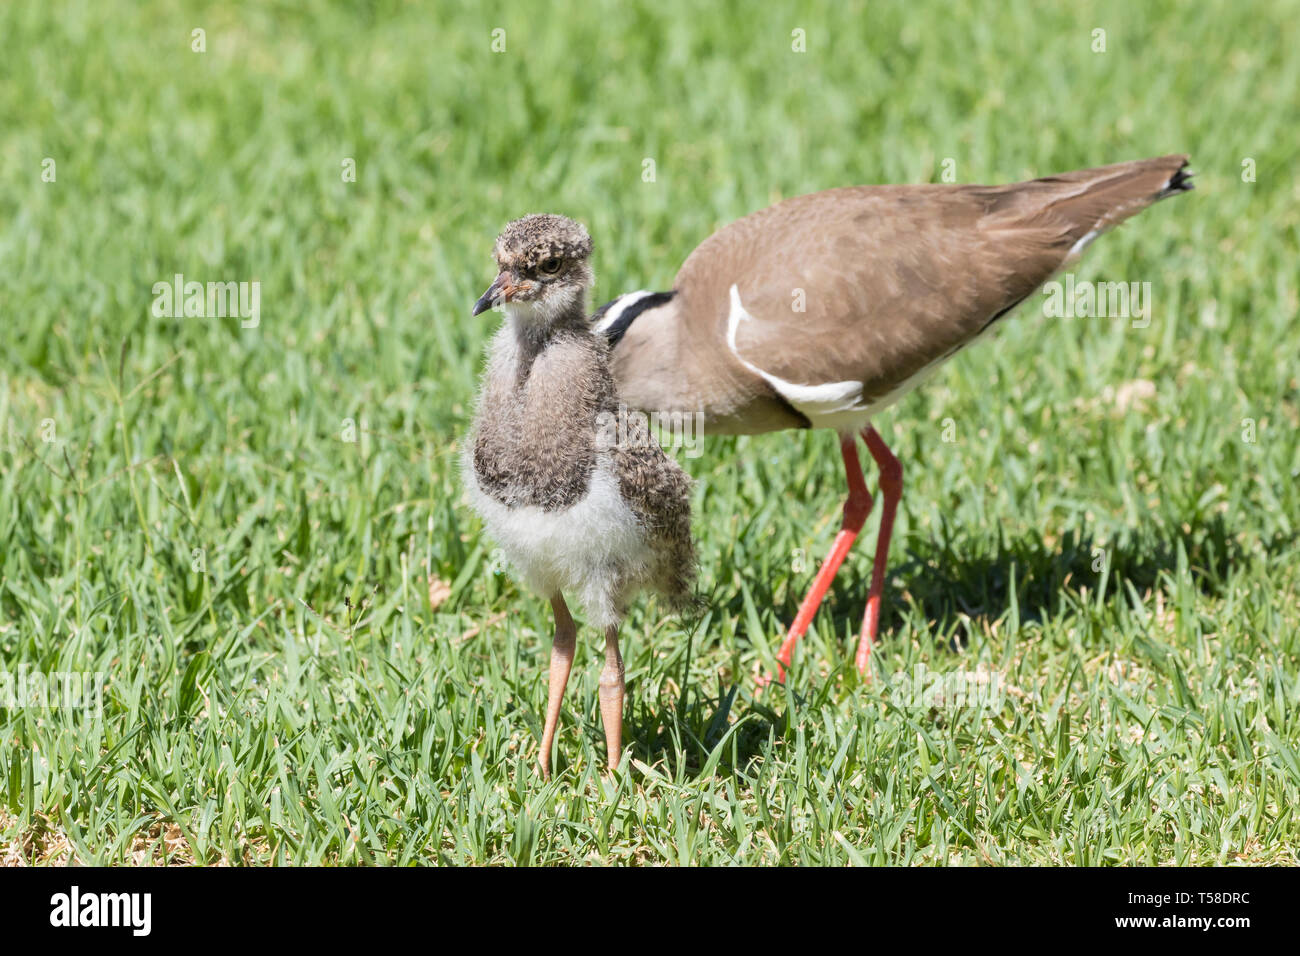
[888,513,1288,643]
[620,676,780,778]
[726,511,1283,651]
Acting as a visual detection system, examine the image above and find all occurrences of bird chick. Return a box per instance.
[463,213,696,778]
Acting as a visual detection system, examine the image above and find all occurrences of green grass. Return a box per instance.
[2,0,1299,865]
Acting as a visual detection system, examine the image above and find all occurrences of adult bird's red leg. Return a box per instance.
[766,433,874,684]
[856,427,903,674]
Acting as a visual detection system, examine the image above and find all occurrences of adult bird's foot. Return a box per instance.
[756,627,881,689]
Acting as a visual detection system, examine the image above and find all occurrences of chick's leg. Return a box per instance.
[598,626,625,771]
[540,593,577,780]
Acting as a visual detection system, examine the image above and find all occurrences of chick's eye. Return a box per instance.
[538,258,562,275]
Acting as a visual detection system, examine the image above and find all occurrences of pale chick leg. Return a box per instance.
[598,625,625,771]
[540,593,577,780]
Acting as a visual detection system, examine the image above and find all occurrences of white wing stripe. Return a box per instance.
[725,284,867,427]
[594,290,655,335]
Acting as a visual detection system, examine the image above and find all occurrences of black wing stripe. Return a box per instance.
[601,291,676,348]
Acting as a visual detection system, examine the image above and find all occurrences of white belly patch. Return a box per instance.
[463,455,651,629]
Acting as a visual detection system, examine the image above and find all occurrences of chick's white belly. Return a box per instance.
[465,457,650,629]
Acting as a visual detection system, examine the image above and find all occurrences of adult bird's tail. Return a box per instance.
[984,154,1193,258]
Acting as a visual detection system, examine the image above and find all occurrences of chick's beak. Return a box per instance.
[472,273,510,316]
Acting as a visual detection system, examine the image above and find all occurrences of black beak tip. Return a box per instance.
[472,279,503,317]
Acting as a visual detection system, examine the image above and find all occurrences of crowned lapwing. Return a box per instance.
[464,214,696,778]
[591,155,1193,682]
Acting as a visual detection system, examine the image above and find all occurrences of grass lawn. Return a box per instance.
[2,0,1298,865]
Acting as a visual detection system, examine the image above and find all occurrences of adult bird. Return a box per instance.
[590,155,1193,681]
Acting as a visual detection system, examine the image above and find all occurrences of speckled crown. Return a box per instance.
[493,214,592,268]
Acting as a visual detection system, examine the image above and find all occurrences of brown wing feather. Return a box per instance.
[610,418,697,607]
[673,156,1189,404]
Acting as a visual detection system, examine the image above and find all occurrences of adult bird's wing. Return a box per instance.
[672,156,1190,407]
